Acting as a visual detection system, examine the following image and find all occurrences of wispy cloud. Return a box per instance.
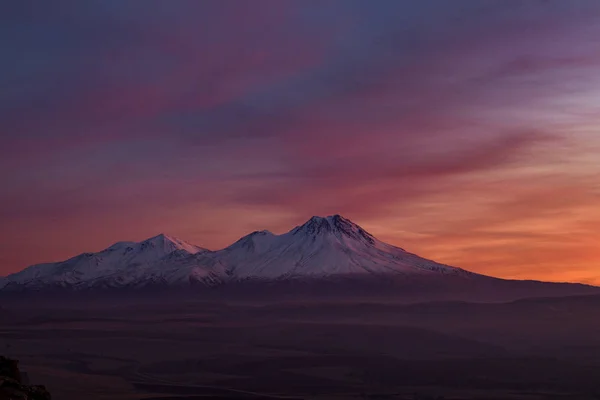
[1,1,600,283]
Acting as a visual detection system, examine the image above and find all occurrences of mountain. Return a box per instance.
[217,215,468,279]
[0,234,219,290]
[1,215,599,300]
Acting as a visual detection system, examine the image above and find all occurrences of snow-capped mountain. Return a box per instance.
[1,216,598,299]
[0,234,220,290]
[217,215,467,279]
[0,216,466,290]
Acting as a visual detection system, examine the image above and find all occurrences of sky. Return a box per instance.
[1,0,600,284]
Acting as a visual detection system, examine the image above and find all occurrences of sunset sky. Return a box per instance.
[1,1,600,284]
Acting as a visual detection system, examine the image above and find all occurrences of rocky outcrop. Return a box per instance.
[0,356,51,400]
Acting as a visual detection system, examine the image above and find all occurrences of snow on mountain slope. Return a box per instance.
[1,215,472,291]
[0,234,215,290]
[217,215,469,279]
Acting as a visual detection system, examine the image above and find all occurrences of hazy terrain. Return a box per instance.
[2,292,600,400]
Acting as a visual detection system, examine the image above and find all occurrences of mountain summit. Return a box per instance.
[138,234,207,255]
[302,215,379,245]
[291,215,378,246]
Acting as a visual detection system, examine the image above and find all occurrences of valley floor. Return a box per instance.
[2,294,600,400]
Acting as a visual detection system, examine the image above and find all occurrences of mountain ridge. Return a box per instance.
[1,215,598,300]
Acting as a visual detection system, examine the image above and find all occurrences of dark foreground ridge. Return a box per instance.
[0,356,51,400]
